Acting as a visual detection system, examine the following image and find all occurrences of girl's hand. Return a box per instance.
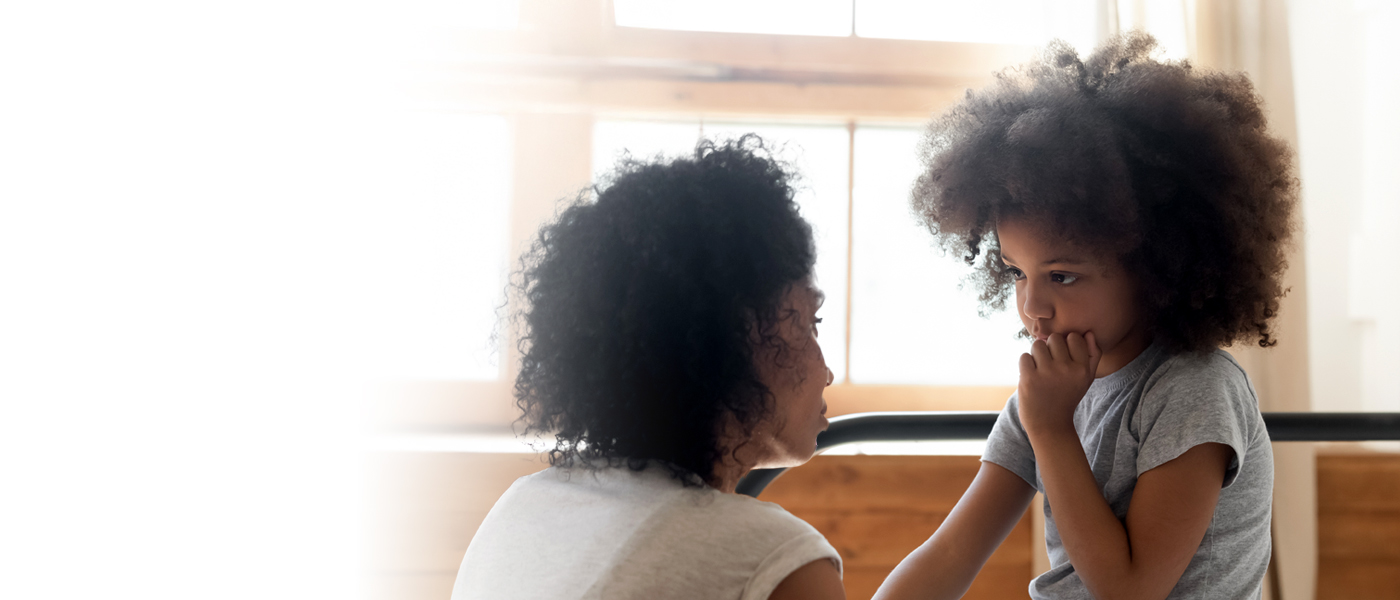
[1017,332,1101,437]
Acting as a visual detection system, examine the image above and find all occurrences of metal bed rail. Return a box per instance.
[737,411,1400,497]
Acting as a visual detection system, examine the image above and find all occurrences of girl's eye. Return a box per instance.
[1006,266,1026,280]
[1051,273,1079,284]
[812,317,823,335]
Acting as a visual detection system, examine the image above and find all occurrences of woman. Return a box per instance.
[452,136,845,600]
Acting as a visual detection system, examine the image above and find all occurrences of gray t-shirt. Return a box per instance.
[984,343,1273,599]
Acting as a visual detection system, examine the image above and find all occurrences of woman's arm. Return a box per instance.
[871,461,1036,600]
[770,558,845,600]
[1020,333,1232,600]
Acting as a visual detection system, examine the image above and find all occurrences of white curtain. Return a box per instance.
[1101,0,1194,59]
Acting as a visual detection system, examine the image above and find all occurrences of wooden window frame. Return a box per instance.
[376,0,1033,430]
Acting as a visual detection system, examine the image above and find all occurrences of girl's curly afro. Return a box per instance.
[912,32,1298,353]
[511,135,815,485]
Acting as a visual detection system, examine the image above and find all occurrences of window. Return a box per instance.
[850,125,1025,385]
[592,119,1025,386]
[377,0,1127,426]
[858,0,1097,50]
[615,0,1099,51]
[614,0,854,36]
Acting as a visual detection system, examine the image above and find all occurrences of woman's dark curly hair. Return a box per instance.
[511,135,815,485]
[912,32,1298,353]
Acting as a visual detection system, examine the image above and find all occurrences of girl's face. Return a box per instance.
[996,219,1151,377]
[748,281,832,469]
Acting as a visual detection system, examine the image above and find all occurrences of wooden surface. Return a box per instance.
[365,453,1027,600]
[761,455,1032,600]
[1316,452,1400,600]
[366,450,1400,600]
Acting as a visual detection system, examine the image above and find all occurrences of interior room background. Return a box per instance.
[356,1,1399,599]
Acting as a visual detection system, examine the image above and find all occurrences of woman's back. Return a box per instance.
[455,138,843,598]
[453,465,840,600]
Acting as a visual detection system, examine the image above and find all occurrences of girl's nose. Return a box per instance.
[1021,282,1054,320]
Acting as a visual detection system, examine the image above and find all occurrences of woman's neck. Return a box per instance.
[709,444,763,494]
[709,464,744,494]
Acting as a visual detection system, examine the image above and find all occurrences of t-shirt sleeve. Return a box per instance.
[1134,352,1262,488]
[740,530,841,600]
[982,393,1040,492]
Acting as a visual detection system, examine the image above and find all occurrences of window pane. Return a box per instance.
[592,118,705,179]
[849,126,1025,385]
[592,119,851,380]
[615,0,854,37]
[857,0,1097,54]
[371,112,512,380]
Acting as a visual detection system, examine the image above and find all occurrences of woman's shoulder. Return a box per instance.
[458,464,836,599]
[511,462,702,497]
[617,474,818,536]
[714,493,823,534]
[513,464,808,523]
[663,493,841,588]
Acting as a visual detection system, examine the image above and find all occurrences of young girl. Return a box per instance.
[874,33,1297,600]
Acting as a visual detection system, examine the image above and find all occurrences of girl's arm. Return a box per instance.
[1020,333,1232,600]
[871,461,1035,600]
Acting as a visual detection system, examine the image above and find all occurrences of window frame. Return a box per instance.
[379,0,1036,429]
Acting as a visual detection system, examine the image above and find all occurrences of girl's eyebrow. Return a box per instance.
[1001,251,1088,267]
[1042,257,1088,266]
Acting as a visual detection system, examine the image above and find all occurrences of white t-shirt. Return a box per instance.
[984,343,1273,599]
[453,463,841,600]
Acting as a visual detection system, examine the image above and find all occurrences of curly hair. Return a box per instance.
[511,135,816,485]
[912,32,1298,353]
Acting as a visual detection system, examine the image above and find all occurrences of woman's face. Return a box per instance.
[748,281,832,469]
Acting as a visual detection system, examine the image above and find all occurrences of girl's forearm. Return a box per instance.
[872,535,982,600]
[874,463,1035,600]
[1029,427,1141,600]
